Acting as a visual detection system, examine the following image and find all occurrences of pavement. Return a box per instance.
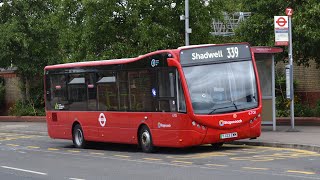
[233,125,320,153]
[0,121,319,153]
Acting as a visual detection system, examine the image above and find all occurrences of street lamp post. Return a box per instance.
[185,0,190,46]
[180,0,192,46]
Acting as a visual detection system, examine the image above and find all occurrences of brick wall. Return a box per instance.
[5,76,22,105]
[0,71,22,115]
[276,59,320,106]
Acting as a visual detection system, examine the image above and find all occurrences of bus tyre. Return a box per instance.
[211,142,223,150]
[139,126,155,153]
[73,124,87,149]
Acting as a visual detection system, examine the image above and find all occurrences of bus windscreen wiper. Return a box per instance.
[208,101,238,115]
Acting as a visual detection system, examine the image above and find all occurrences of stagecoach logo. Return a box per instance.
[151,59,160,67]
[219,119,243,127]
[98,113,107,127]
[233,114,237,118]
[158,122,172,128]
[54,103,65,110]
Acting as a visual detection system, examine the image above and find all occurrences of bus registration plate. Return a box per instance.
[220,132,238,139]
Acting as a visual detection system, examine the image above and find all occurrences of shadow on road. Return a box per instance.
[60,141,247,155]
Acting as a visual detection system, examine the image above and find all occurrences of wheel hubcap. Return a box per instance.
[141,131,150,148]
[75,129,83,146]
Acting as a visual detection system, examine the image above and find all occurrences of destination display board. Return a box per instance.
[180,44,252,66]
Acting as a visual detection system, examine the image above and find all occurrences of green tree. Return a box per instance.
[58,0,224,61]
[234,0,320,66]
[0,0,226,115]
[0,0,61,113]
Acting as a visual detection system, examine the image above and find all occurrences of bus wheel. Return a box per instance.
[139,126,155,153]
[211,142,223,150]
[73,124,87,148]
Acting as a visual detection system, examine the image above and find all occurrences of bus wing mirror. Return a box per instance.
[167,58,179,67]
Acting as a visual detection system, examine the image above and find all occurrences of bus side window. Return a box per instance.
[118,71,129,111]
[47,74,68,110]
[86,73,97,111]
[157,68,176,112]
[68,74,87,111]
[177,75,186,113]
[128,70,155,112]
[96,71,118,111]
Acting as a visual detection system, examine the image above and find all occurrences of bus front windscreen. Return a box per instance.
[183,61,258,115]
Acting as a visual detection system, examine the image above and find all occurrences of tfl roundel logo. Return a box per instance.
[151,59,159,67]
[98,113,106,127]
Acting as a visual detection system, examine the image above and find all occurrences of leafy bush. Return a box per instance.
[294,103,314,117]
[275,70,320,117]
[275,70,299,117]
[9,77,45,116]
[9,79,45,116]
[9,100,45,116]
[0,78,5,107]
[314,101,320,117]
[275,97,289,117]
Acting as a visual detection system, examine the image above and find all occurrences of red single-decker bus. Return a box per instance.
[44,43,262,152]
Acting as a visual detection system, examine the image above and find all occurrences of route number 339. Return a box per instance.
[226,47,239,58]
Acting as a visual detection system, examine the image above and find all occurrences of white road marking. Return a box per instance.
[205,164,228,167]
[1,166,47,175]
[143,158,162,161]
[21,147,320,180]
[69,178,85,180]
[114,155,130,158]
[287,170,316,175]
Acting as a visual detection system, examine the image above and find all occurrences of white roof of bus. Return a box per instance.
[45,58,135,70]
[57,58,134,66]
[178,44,216,49]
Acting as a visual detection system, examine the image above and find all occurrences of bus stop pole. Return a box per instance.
[272,55,276,131]
[288,15,295,131]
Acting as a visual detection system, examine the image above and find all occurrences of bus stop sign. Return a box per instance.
[274,16,289,46]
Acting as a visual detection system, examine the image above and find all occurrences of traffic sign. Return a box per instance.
[274,16,288,28]
[286,7,293,16]
[274,16,289,46]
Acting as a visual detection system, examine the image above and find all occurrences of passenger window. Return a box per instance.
[157,68,177,112]
[86,73,97,111]
[68,74,87,111]
[47,74,68,110]
[128,70,155,112]
[118,71,129,111]
[177,75,186,113]
[97,71,118,111]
